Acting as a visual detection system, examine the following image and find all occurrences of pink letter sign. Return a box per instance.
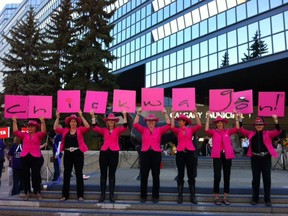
[57,90,80,113]
[84,91,108,114]
[141,88,164,111]
[172,88,195,111]
[113,89,136,113]
[233,90,253,114]
[4,95,28,119]
[28,96,52,119]
[258,92,285,117]
[209,89,234,112]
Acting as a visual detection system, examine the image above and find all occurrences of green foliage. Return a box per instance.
[242,30,268,61]
[0,7,54,96]
[220,51,229,67]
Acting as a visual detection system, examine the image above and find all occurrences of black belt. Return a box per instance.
[65,147,79,152]
[252,152,268,157]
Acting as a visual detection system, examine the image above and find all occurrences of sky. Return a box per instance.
[0,0,23,12]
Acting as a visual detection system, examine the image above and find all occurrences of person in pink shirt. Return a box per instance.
[12,116,46,201]
[238,115,281,207]
[133,107,171,204]
[90,110,128,203]
[171,110,202,204]
[205,110,239,206]
[54,111,90,202]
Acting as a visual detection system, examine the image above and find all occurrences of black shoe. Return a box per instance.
[251,199,258,205]
[152,198,159,203]
[140,197,146,203]
[109,195,115,203]
[177,195,183,204]
[190,196,198,204]
[98,194,105,203]
[265,201,271,207]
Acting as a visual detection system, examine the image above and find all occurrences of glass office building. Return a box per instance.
[0,0,288,104]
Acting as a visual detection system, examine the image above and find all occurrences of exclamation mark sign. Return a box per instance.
[66,98,72,109]
[274,94,280,110]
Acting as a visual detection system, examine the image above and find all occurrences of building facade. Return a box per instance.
[0,0,288,104]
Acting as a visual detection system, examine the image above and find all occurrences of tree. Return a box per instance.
[65,0,118,103]
[0,7,54,96]
[242,30,268,61]
[220,51,229,67]
[44,0,75,103]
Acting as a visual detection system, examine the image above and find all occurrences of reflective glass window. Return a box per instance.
[177,30,184,45]
[200,41,208,57]
[151,73,157,86]
[208,16,217,33]
[258,0,269,13]
[228,30,237,48]
[163,37,170,51]
[237,26,248,45]
[164,55,169,69]
[226,8,236,26]
[271,0,283,8]
[217,12,226,29]
[192,24,199,39]
[184,27,192,43]
[146,62,151,75]
[273,32,285,53]
[157,57,163,71]
[238,44,248,62]
[184,46,192,62]
[218,34,227,51]
[236,3,246,22]
[192,59,200,75]
[259,18,271,37]
[184,62,192,77]
[262,36,272,56]
[170,52,177,67]
[151,60,157,73]
[209,37,217,54]
[135,49,140,62]
[177,64,184,79]
[177,49,184,65]
[170,66,177,81]
[248,23,259,42]
[146,75,151,87]
[271,14,284,34]
[164,69,170,83]
[146,44,151,57]
[247,0,257,18]
[158,39,163,53]
[228,47,237,65]
[192,44,199,59]
[170,34,177,47]
[209,53,217,70]
[157,71,163,85]
[200,20,208,36]
[285,11,288,30]
[200,56,208,73]
[141,47,145,59]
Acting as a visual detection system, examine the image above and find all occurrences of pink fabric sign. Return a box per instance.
[141,88,164,111]
[172,88,195,111]
[233,90,253,114]
[84,91,108,114]
[113,89,136,113]
[4,95,28,119]
[258,92,285,117]
[209,89,234,112]
[57,90,80,113]
[28,96,52,119]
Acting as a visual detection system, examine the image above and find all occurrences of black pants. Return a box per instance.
[251,155,271,202]
[213,152,232,194]
[176,150,197,184]
[12,168,23,195]
[140,150,161,199]
[21,153,42,194]
[99,149,119,187]
[62,150,84,198]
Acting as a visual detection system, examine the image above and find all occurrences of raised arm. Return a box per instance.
[134,107,142,124]
[39,116,46,133]
[272,114,280,131]
[205,111,210,131]
[79,110,90,128]
[54,111,60,130]
[12,116,18,132]
[163,108,170,125]
[171,110,176,128]
[122,110,127,124]
[90,109,97,125]
[193,109,201,126]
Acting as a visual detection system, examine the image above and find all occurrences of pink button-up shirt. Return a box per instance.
[239,127,281,158]
[92,126,128,151]
[171,125,202,151]
[14,131,46,158]
[55,127,90,153]
[133,123,171,152]
[205,128,238,159]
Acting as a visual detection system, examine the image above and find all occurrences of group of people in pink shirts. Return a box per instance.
[11,108,281,207]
